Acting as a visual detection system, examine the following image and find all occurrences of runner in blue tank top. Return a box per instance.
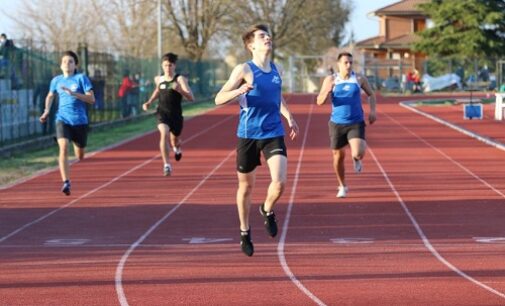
[39,51,96,196]
[215,24,299,257]
[316,52,376,198]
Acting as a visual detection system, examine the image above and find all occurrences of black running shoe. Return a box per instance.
[61,181,71,196]
[240,229,254,256]
[259,204,278,237]
[175,151,182,161]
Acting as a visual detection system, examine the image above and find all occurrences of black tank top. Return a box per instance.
[158,74,182,116]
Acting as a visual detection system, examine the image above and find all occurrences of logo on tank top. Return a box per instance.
[271,75,281,84]
[160,84,167,89]
[342,84,351,91]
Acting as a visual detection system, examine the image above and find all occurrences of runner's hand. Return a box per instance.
[289,118,299,140]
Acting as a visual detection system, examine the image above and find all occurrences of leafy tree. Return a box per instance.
[414,0,505,59]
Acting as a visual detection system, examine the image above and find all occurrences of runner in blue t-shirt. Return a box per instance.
[215,24,299,257]
[40,51,95,196]
[316,52,376,198]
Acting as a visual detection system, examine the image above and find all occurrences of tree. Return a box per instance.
[414,0,505,59]
[226,0,351,61]
[6,0,99,51]
[163,0,233,61]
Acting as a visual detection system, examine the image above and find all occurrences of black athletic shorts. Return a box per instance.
[55,121,89,148]
[328,120,365,149]
[156,110,183,136]
[236,136,287,173]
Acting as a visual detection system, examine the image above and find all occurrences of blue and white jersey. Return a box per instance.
[50,73,93,125]
[330,71,364,124]
[236,61,284,139]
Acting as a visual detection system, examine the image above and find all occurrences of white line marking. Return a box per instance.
[330,238,374,244]
[400,101,505,152]
[473,237,505,244]
[115,150,234,306]
[44,239,90,246]
[0,116,233,244]
[182,237,233,244]
[277,104,326,306]
[385,110,505,199]
[369,112,505,298]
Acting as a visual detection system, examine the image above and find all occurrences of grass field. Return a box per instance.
[0,100,216,187]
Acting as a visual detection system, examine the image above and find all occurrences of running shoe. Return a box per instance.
[61,180,71,196]
[240,229,254,256]
[175,151,182,161]
[353,158,362,173]
[336,185,348,198]
[163,164,172,176]
[259,204,278,238]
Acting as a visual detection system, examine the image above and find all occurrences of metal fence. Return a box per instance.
[0,40,230,147]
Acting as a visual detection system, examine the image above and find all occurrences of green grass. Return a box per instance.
[413,97,495,107]
[0,100,216,187]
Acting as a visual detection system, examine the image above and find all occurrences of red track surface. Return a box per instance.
[1,94,505,305]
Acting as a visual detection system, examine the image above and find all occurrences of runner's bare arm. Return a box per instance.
[215,64,253,105]
[316,75,334,105]
[359,74,377,124]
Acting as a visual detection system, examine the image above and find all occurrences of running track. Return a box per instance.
[1,94,505,305]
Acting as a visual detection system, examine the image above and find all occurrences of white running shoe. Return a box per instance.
[353,158,362,173]
[336,186,348,198]
[163,164,172,176]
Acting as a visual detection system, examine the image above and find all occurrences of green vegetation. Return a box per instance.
[412,97,495,107]
[0,100,215,187]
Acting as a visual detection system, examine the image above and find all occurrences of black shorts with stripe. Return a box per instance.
[236,136,287,173]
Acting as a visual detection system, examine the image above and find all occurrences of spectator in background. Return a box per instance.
[91,69,105,110]
[117,71,138,118]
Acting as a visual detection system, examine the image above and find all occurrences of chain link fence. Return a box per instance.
[0,39,230,147]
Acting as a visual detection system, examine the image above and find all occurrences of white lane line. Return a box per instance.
[384,111,505,199]
[277,104,326,306]
[0,108,217,191]
[399,101,505,152]
[0,116,233,244]
[369,112,505,298]
[115,150,234,306]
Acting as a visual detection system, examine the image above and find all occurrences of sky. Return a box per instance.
[0,0,400,43]
[345,0,401,42]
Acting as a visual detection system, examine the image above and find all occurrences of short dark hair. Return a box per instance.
[162,52,178,63]
[242,24,270,53]
[337,52,352,61]
[62,50,79,65]
[0,33,6,39]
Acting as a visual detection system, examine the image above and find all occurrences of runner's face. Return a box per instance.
[338,56,352,74]
[249,30,271,53]
[162,60,176,74]
[61,55,76,75]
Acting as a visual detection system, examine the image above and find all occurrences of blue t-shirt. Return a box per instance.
[50,73,93,125]
[236,61,284,139]
[330,71,364,124]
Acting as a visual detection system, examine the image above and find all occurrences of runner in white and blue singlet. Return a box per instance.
[316,52,376,199]
[40,51,96,196]
[215,24,299,257]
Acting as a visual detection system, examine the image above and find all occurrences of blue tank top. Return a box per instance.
[236,61,284,139]
[330,71,364,124]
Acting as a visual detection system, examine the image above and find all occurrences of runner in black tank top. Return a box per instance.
[158,74,183,119]
[142,53,194,176]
